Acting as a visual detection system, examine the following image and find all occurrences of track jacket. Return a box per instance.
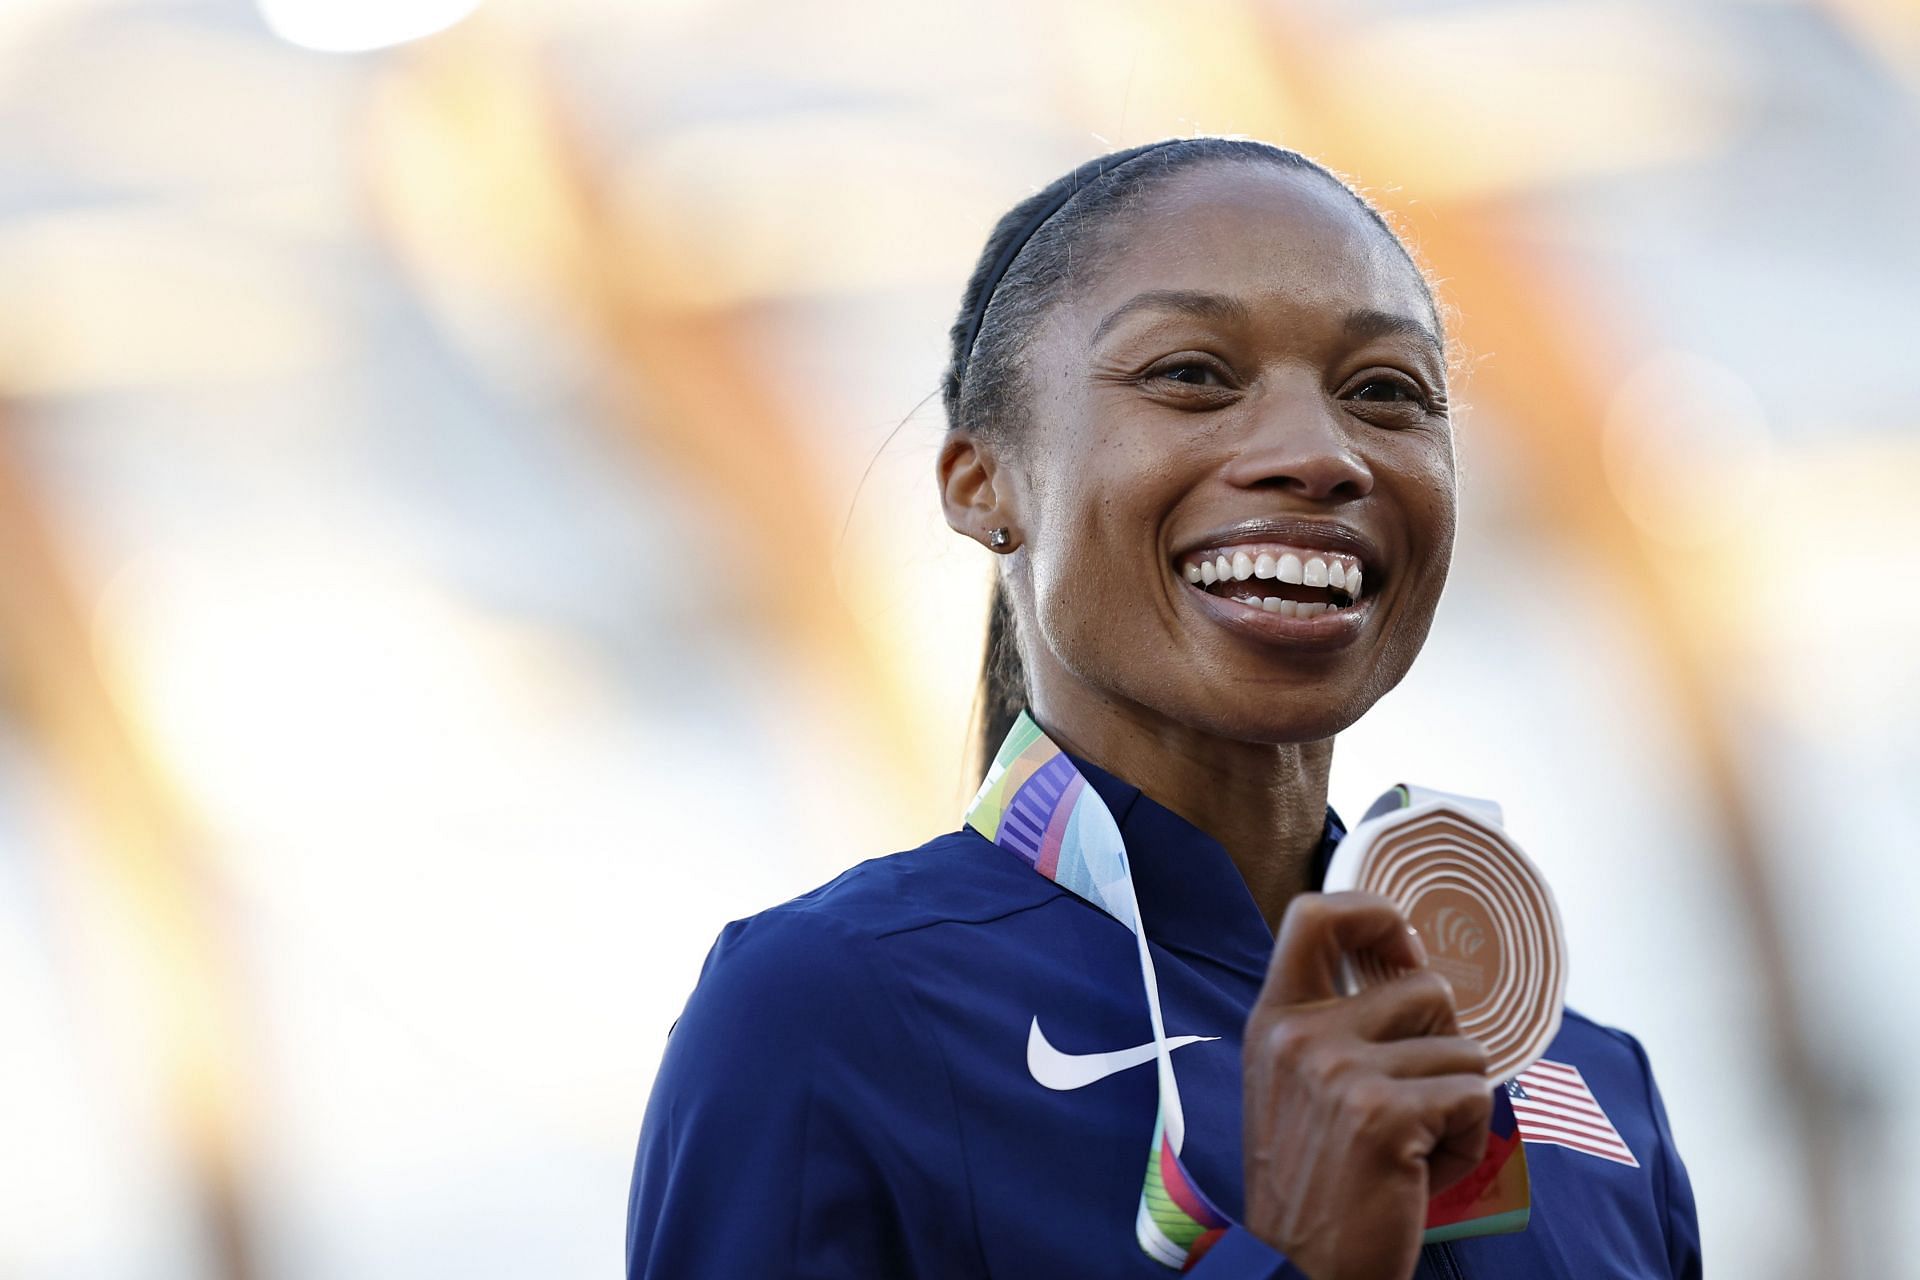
[626,731,1702,1278]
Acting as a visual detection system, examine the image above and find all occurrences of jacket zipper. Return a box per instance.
[1429,1241,1468,1280]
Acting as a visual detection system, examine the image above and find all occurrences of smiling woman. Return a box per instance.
[625,138,1700,1280]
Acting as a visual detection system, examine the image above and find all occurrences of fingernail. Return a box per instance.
[1406,924,1428,965]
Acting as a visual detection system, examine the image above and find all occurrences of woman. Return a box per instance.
[625,138,1701,1279]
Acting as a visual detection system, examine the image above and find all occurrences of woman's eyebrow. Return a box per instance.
[1087,293,1441,360]
[1088,290,1251,346]
[1344,307,1443,359]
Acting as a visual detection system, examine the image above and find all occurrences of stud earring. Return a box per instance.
[987,527,1011,550]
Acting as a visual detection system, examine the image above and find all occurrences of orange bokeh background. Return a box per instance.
[1,1,1915,1275]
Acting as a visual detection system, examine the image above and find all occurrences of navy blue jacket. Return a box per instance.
[627,749,1702,1278]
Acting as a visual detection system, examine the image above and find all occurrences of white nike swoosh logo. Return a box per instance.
[1026,1016,1220,1091]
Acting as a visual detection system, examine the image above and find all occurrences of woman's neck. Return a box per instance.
[1025,682,1333,934]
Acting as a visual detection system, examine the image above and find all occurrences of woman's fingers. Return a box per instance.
[1257,891,1465,1043]
[1343,968,1465,1042]
[1367,1034,1490,1080]
[1241,890,1504,1275]
[1259,890,1427,1007]
[1394,1073,1497,1194]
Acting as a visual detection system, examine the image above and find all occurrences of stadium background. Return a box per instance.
[0,0,1915,1275]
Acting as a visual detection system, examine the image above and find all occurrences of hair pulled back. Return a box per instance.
[943,137,1437,779]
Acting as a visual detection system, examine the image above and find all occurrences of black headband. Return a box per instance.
[955,139,1187,382]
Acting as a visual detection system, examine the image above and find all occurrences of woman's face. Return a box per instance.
[1005,161,1456,743]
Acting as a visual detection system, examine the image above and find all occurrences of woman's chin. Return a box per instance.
[1169,685,1376,746]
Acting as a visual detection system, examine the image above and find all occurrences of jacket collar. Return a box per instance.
[1022,710,1346,978]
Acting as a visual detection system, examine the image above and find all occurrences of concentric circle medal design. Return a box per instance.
[1324,796,1566,1082]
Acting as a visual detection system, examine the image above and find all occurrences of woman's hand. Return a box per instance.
[1241,891,1495,1280]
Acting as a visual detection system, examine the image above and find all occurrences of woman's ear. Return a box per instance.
[937,430,1021,551]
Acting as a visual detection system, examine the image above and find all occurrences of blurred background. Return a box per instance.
[0,0,1914,1275]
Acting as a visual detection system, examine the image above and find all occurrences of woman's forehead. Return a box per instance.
[1073,162,1428,330]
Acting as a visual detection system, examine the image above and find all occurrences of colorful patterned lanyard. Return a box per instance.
[963,709,1532,1270]
[963,709,1233,1267]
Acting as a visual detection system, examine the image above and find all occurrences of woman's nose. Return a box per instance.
[1221,385,1375,502]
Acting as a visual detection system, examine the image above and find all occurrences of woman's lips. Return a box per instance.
[1178,573,1375,650]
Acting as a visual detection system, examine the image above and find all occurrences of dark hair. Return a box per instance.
[943,137,1441,778]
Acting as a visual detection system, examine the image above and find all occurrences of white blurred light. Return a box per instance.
[1602,349,1774,548]
[258,0,482,53]
[88,547,550,837]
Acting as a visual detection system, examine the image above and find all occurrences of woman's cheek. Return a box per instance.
[1031,514,1167,689]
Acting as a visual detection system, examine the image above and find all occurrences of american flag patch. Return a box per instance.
[1507,1059,1639,1167]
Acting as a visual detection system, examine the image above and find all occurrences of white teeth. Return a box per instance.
[1304,602,1331,618]
[1261,596,1283,612]
[1279,599,1299,618]
[1180,546,1369,601]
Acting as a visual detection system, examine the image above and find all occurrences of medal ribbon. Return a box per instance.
[963,710,1531,1270]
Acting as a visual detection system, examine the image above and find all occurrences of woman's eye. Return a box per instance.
[1150,360,1227,388]
[1349,375,1427,406]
